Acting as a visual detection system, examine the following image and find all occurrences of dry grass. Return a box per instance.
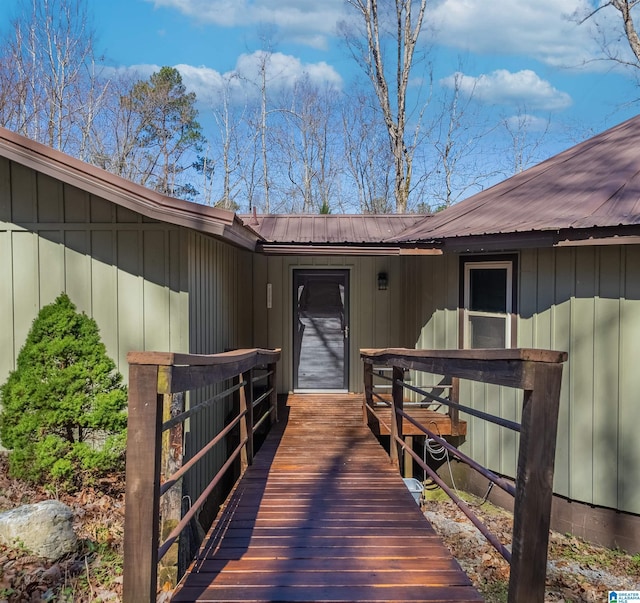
[423,491,640,602]
[0,453,124,603]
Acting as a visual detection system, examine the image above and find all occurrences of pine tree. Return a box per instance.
[120,66,205,198]
[0,293,127,491]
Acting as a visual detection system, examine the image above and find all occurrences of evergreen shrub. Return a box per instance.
[0,293,127,491]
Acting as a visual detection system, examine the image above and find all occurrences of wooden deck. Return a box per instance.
[171,394,483,603]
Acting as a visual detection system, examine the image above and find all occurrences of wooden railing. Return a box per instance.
[361,347,567,603]
[363,365,461,434]
[122,348,281,603]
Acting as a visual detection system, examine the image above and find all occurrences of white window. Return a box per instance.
[463,260,514,349]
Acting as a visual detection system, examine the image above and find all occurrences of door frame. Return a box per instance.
[292,268,350,392]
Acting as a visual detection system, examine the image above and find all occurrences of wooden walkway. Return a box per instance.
[171,394,483,603]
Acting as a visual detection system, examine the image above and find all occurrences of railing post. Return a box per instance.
[268,361,278,423]
[508,362,563,603]
[390,365,404,471]
[239,371,254,472]
[363,361,373,425]
[123,364,163,603]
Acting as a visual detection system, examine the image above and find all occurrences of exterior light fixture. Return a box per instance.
[377,272,388,291]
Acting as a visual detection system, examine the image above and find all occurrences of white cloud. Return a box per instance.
[102,63,159,81]
[235,51,342,91]
[440,69,572,111]
[503,113,549,132]
[146,0,346,48]
[147,0,636,71]
[173,64,228,100]
[105,53,343,105]
[430,0,600,69]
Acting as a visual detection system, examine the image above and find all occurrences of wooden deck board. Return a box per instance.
[171,394,483,603]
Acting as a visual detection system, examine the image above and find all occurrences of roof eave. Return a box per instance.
[433,225,640,253]
[0,127,261,251]
[257,242,442,256]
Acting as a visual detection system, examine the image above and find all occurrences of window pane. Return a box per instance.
[299,279,344,315]
[470,268,507,313]
[468,314,506,348]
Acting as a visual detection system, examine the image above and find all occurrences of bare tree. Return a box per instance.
[341,89,393,213]
[502,109,551,175]
[192,146,216,206]
[0,0,107,156]
[217,89,265,212]
[0,53,24,130]
[207,74,259,210]
[257,49,272,212]
[341,0,428,213]
[88,71,144,181]
[214,80,238,208]
[577,1,640,74]
[277,77,342,213]
[237,106,262,212]
[428,72,500,210]
[239,40,281,213]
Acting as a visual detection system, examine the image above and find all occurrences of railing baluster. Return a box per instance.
[390,365,404,470]
[240,370,254,471]
[363,361,373,425]
[268,361,278,423]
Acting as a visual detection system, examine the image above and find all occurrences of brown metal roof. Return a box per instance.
[240,213,425,244]
[0,127,261,250]
[392,115,640,245]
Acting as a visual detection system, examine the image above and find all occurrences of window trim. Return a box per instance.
[459,254,518,349]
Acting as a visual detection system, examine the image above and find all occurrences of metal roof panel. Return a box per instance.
[392,115,640,243]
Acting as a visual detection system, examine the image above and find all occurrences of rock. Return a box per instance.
[0,500,78,560]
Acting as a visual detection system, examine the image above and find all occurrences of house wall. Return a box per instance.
[0,157,189,388]
[404,246,640,516]
[184,231,254,507]
[252,254,407,392]
[519,245,640,516]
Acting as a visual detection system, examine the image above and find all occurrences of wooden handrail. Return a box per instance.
[123,348,280,603]
[361,347,566,603]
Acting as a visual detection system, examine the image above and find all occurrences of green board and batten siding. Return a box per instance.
[185,230,254,502]
[0,157,190,385]
[403,248,640,515]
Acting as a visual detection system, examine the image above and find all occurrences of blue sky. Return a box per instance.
[2,0,640,207]
[84,0,639,125]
